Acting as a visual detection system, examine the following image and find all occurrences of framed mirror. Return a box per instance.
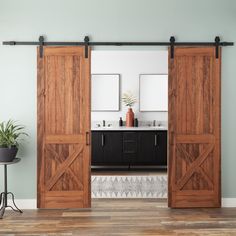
[139,74,168,111]
[91,74,120,111]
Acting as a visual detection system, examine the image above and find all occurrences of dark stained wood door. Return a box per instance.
[168,47,221,208]
[37,47,91,208]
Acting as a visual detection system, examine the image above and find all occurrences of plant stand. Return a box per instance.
[0,158,23,219]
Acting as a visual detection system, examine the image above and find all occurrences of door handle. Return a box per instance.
[86,132,90,146]
[101,134,105,147]
[154,134,158,147]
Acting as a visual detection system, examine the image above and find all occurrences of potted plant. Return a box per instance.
[122,91,137,127]
[0,120,28,162]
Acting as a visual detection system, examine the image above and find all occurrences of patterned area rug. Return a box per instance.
[91,175,167,198]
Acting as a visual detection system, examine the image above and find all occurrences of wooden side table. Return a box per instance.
[0,158,23,219]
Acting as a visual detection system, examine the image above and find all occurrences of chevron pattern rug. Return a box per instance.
[91,175,167,198]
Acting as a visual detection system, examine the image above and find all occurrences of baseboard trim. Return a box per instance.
[222,198,236,207]
[14,199,37,209]
[14,198,236,209]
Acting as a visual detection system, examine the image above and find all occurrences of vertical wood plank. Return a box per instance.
[37,47,45,208]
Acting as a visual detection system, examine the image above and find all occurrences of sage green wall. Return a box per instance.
[0,0,235,198]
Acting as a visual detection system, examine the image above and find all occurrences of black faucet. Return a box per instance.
[102,120,106,127]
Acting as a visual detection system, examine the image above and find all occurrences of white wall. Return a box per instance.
[91,50,168,124]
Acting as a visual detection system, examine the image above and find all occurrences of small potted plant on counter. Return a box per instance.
[0,120,28,162]
[122,91,137,127]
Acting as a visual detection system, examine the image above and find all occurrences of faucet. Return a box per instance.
[102,120,106,127]
[153,120,156,127]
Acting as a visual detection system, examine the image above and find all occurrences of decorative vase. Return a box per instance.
[0,146,18,162]
[126,108,134,127]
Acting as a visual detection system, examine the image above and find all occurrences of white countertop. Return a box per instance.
[92,126,167,131]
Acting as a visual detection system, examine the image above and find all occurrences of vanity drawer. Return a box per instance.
[123,132,136,141]
[123,132,137,153]
[123,141,137,154]
[123,132,138,163]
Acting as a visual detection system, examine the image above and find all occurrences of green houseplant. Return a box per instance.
[0,120,28,162]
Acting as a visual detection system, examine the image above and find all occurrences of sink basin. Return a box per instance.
[148,126,166,129]
[99,126,113,129]
[92,126,167,131]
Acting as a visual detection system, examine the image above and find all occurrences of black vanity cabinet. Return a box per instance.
[91,130,167,167]
[91,131,123,165]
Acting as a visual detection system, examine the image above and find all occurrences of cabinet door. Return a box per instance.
[138,131,167,165]
[91,132,104,164]
[155,131,167,165]
[137,132,157,164]
[103,132,123,164]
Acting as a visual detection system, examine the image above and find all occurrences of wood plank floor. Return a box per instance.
[1,199,236,235]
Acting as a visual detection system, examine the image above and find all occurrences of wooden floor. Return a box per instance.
[1,199,236,235]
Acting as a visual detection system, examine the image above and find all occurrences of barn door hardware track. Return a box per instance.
[39,36,44,58]
[170,36,175,59]
[84,36,89,58]
[2,35,234,58]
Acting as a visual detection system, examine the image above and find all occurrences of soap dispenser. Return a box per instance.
[119,117,123,127]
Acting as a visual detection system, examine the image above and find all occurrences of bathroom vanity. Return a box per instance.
[91,127,167,168]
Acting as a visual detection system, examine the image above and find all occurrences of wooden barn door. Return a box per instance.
[168,47,221,208]
[37,47,91,208]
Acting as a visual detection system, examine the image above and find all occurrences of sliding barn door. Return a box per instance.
[168,47,221,208]
[37,47,91,208]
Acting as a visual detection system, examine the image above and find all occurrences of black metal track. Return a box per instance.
[2,36,234,59]
[2,41,234,46]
